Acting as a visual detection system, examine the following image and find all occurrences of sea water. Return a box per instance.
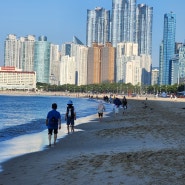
[0,94,112,171]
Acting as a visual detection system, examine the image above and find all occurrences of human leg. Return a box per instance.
[71,119,75,132]
[67,118,70,134]
[99,113,103,121]
[48,129,53,146]
[54,129,58,144]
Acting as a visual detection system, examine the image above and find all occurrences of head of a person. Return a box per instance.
[52,103,57,110]
[67,100,73,106]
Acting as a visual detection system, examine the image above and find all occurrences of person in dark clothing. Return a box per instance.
[113,97,122,107]
[65,100,76,134]
[122,96,128,110]
[46,103,61,146]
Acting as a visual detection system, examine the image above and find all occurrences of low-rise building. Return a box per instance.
[0,66,36,90]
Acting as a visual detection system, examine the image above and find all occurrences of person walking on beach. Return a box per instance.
[97,100,105,122]
[122,96,127,110]
[65,100,76,134]
[46,103,61,146]
[113,104,119,116]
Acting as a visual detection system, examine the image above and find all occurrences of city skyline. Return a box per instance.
[0,0,185,67]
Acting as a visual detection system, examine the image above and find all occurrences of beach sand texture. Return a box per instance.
[1,97,185,185]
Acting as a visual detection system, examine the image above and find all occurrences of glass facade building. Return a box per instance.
[86,7,110,47]
[111,0,136,47]
[34,36,51,83]
[159,12,176,85]
[136,4,153,55]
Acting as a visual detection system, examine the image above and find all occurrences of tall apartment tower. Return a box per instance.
[128,0,136,42]
[86,7,110,47]
[61,39,88,86]
[101,42,115,83]
[136,4,153,55]
[87,43,102,84]
[21,35,36,71]
[4,34,20,68]
[87,42,115,84]
[50,44,60,85]
[4,34,36,71]
[159,12,176,85]
[111,0,136,47]
[34,36,51,83]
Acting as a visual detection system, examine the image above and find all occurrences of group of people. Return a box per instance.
[46,100,76,146]
[97,95,128,121]
[46,96,128,146]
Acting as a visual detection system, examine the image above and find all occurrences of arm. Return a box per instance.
[58,118,61,129]
[46,118,48,126]
[74,107,76,120]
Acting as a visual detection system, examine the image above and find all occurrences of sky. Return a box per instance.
[0,0,185,67]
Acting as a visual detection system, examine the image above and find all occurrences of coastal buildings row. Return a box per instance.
[1,0,153,90]
[1,0,185,91]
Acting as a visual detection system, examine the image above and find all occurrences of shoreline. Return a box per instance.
[0,111,100,172]
[1,90,185,104]
[1,98,185,184]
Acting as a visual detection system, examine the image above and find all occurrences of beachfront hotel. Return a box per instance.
[0,66,36,90]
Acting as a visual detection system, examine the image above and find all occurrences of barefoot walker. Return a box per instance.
[46,103,61,146]
[65,100,76,134]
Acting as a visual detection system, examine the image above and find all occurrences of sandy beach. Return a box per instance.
[1,97,185,185]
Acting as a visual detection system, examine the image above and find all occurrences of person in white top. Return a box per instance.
[97,101,105,122]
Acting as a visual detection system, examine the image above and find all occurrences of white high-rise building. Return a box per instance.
[136,4,153,55]
[50,44,60,85]
[116,42,151,85]
[21,35,36,71]
[125,57,141,85]
[4,34,36,71]
[60,56,75,85]
[4,34,20,68]
[61,39,88,86]
[111,0,136,47]
[116,42,138,83]
[86,7,110,47]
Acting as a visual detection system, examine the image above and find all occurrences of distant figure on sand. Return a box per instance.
[65,100,76,134]
[113,97,122,107]
[113,104,119,116]
[97,100,105,122]
[113,97,121,117]
[46,103,61,146]
[122,96,127,110]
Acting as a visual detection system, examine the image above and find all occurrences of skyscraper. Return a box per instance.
[86,7,110,47]
[136,4,153,55]
[34,36,51,83]
[159,12,176,85]
[111,0,127,47]
[4,34,19,68]
[21,35,35,71]
[127,0,136,42]
[87,42,115,84]
[111,0,136,47]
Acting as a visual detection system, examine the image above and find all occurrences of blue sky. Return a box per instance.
[0,0,184,67]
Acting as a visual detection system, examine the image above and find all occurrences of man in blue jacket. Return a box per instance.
[46,103,61,146]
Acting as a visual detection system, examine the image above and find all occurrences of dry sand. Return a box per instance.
[1,97,185,185]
